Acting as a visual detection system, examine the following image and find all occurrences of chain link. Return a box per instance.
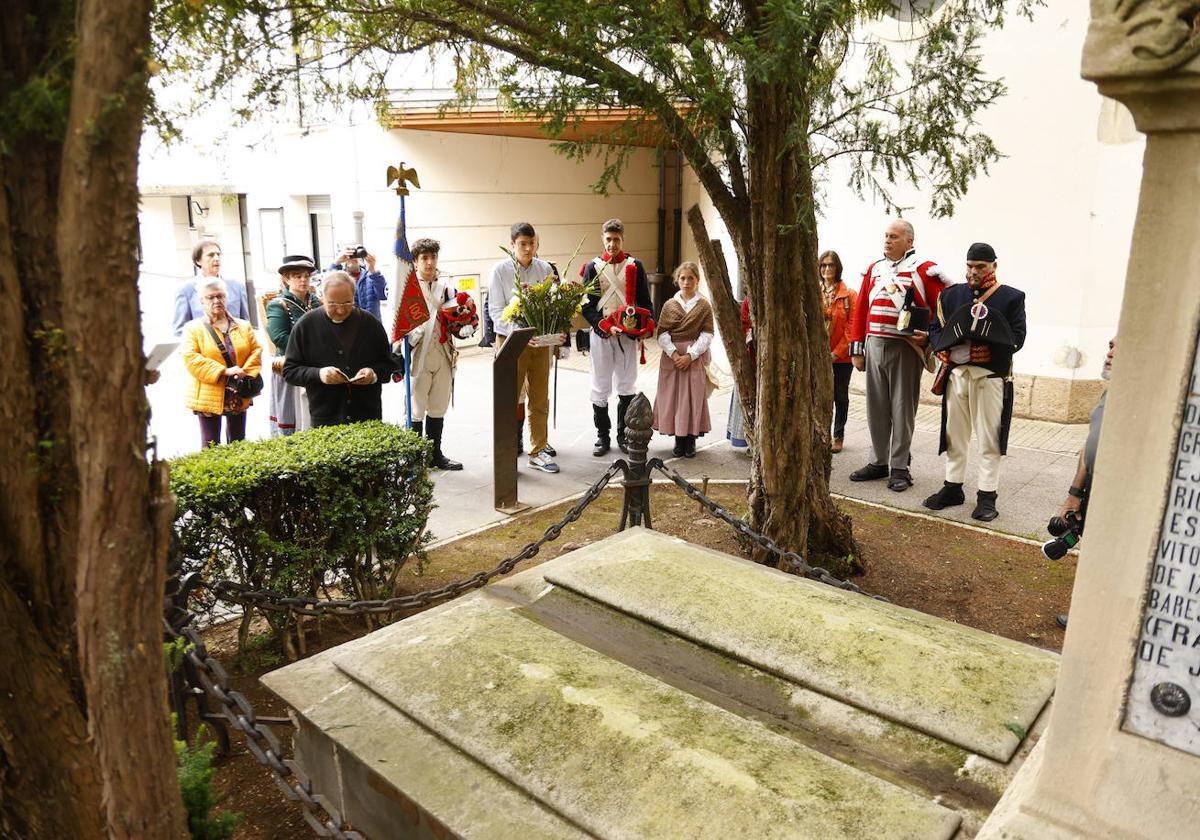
[651,463,887,601]
[207,462,624,617]
[166,618,364,839]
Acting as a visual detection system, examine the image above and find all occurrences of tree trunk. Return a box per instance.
[0,0,187,836]
[692,82,859,573]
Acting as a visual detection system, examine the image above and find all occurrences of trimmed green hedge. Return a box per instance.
[171,422,434,656]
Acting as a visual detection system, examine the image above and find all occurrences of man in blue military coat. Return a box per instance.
[922,242,1027,521]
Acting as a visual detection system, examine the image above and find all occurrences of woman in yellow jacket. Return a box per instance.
[182,277,263,447]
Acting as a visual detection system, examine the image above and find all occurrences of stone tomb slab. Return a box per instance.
[331,595,960,840]
[542,530,1058,762]
[265,527,1059,838]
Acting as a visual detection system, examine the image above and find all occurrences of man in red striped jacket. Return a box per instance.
[847,219,949,491]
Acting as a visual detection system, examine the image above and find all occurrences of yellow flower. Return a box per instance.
[502,299,522,322]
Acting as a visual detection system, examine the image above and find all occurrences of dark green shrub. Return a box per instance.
[175,730,241,840]
[171,421,434,656]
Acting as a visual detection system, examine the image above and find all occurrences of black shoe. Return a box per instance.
[592,403,612,457]
[1056,614,1068,629]
[849,463,889,482]
[672,437,686,458]
[923,482,965,511]
[432,452,463,471]
[684,436,697,458]
[972,490,999,521]
[887,469,913,492]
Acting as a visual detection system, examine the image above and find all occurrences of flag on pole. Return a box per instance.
[389,198,429,342]
[386,165,427,430]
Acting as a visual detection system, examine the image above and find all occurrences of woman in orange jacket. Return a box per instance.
[181,277,263,448]
[820,250,857,453]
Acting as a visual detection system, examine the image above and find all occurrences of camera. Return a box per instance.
[1042,510,1085,560]
[352,245,369,259]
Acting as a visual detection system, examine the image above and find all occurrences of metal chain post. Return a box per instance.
[618,393,655,530]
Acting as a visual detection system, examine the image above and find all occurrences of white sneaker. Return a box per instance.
[528,450,560,473]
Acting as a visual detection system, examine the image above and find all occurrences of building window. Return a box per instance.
[259,208,285,274]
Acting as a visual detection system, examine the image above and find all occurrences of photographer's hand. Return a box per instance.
[1057,495,1083,523]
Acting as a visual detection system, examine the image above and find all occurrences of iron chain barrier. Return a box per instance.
[651,460,887,601]
[166,617,363,839]
[206,461,624,617]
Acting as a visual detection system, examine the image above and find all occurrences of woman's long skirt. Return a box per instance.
[653,341,712,436]
[269,365,311,436]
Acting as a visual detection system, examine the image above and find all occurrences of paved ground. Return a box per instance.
[149,334,1086,545]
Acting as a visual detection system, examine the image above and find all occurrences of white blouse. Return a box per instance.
[657,292,713,359]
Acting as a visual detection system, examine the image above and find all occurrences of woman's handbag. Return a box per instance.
[236,374,265,398]
[204,321,263,399]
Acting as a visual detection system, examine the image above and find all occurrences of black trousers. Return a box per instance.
[832,362,853,439]
[199,412,247,448]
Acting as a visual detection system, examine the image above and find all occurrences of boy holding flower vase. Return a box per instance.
[488,223,561,473]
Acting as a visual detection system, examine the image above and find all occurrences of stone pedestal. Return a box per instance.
[976,6,1200,838]
[264,529,1058,839]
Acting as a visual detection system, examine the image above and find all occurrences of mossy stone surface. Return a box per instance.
[333,595,961,840]
[261,627,590,840]
[542,529,1058,762]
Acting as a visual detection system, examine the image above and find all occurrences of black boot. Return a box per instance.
[684,435,697,458]
[972,490,999,521]
[426,416,462,471]
[411,419,424,438]
[516,420,524,456]
[616,394,633,454]
[923,481,965,511]
[592,404,611,456]
[672,436,685,457]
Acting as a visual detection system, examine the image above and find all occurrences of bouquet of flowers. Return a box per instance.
[500,236,596,350]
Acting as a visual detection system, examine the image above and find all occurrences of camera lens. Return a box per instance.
[1042,538,1070,561]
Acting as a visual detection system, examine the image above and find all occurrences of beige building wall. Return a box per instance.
[815,4,1139,421]
[138,120,659,340]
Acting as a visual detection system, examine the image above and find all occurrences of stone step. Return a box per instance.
[333,595,961,840]
[540,530,1058,762]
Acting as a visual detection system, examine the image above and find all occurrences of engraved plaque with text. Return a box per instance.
[1123,335,1200,756]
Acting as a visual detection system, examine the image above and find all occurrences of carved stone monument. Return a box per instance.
[978,4,1200,837]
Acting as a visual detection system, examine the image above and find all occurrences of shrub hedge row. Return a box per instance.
[170,421,434,657]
